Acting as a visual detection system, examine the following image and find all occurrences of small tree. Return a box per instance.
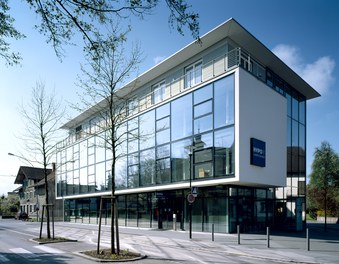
[76,24,142,254]
[308,141,339,230]
[20,81,65,238]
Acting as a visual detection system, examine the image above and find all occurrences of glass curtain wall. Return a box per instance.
[57,74,235,196]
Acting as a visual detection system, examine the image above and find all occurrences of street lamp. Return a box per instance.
[185,144,196,240]
[8,152,34,167]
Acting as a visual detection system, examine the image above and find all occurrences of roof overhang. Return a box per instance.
[62,18,320,129]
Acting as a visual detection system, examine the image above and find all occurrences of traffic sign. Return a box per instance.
[187,193,195,203]
[191,187,198,197]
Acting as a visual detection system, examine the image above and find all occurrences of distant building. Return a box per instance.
[14,165,62,220]
[55,18,320,232]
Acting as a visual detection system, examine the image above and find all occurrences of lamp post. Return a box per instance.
[185,145,196,240]
[8,152,34,167]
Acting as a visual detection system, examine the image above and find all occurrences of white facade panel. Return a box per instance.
[236,68,286,187]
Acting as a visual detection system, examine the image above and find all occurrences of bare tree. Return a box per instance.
[2,0,199,65]
[75,24,142,254]
[20,81,65,238]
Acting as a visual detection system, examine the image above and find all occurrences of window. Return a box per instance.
[75,125,83,140]
[214,127,235,176]
[214,75,234,128]
[185,61,202,88]
[171,94,192,140]
[128,98,138,115]
[153,81,166,104]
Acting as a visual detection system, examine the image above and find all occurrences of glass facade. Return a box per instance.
[57,74,235,197]
[56,42,309,233]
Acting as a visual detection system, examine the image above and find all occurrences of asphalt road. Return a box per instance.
[0,220,93,264]
[1,219,322,264]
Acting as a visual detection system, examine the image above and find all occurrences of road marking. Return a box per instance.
[0,254,10,262]
[9,248,31,254]
[9,248,38,260]
[34,245,65,254]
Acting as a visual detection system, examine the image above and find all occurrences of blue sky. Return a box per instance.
[1,0,338,195]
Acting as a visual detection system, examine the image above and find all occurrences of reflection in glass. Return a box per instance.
[139,110,155,150]
[96,162,106,191]
[156,103,170,120]
[156,129,170,145]
[194,100,212,118]
[214,127,235,175]
[115,157,127,189]
[171,139,191,182]
[214,75,234,128]
[194,84,212,104]
[156,158,171,184]
[128,164,139,188]
[140,148,155,186]
[194,163,213,178]
[194,114,212,134]
[157,144,170,159]
[156,117,170,131]
[171,94,192,140]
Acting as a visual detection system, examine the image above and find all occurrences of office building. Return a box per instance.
[56,18,319,232]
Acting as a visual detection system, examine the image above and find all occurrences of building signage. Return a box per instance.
[250,138,266,167]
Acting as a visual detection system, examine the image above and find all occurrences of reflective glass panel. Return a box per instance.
[214,75,234,128]
[139,110,155,150]
[156,129,170,145]
[194,114,212,134]
[171,138,191,182]
[194,84,212,104]
[194,100,212,118]
[156,103,170,120]
[156,117,170,131]
[140,148,155,186]
[171,94,192,140]
[115,157,127,189]
[156,158,171,184]
[214,127,235,175]
[156,144,170,159]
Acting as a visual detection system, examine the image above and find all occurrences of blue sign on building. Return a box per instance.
[250,138,266,167]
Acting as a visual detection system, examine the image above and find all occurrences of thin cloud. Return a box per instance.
[272,44,335,95]
[153,56,165,65]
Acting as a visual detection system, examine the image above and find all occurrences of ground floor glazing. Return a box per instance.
[63,185,305,233]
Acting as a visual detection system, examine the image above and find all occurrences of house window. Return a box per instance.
[153,80,166,104]
[185,61,202,88]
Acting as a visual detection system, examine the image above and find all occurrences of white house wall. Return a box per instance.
[236,68,287,187]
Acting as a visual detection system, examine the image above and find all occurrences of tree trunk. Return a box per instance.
[111,197,115,254]
[44,173,51,238]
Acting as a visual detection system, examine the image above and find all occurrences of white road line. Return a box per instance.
[34,245,65,254]
[9,248,37,260]
[9,248,31,254]
[0,254,10,262]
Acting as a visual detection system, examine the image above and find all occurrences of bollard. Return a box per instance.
[306,228,310,251]
[212,224,214,241]
[173,214,177,231]
[267,227,270,248]
[237,225,240,245]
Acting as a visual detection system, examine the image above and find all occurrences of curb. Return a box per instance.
[73,251,147,262]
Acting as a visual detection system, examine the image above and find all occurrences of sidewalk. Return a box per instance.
[51,221,339,263]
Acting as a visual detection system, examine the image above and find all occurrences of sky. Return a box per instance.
[1,0,338,195]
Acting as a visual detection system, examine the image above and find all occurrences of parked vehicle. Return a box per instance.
[15,211,28,220]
